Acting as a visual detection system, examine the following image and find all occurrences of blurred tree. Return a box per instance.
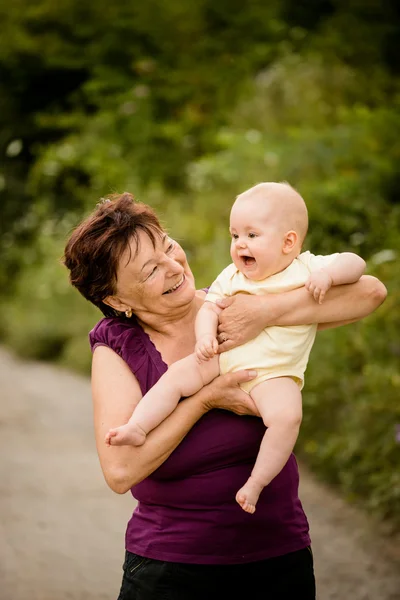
[0,0,285,221]
[0,0,399,529]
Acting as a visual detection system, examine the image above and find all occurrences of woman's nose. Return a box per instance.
[166,256,184,274]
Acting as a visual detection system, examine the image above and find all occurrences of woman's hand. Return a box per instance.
[202,370,260,417]
[216,277,387,351]
[216,294,274,352]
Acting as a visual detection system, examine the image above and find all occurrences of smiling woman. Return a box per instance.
[62,191,386,600]
[104,230,194,316]
[64,194,196,320]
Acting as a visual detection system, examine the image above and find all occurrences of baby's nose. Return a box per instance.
[235,239,247,248]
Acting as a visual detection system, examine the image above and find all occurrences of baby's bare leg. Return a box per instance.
[236,377,302,514]
[105,354,220,446]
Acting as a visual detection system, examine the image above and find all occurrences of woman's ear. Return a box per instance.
[282,230,298,254]
[103,295,130,313]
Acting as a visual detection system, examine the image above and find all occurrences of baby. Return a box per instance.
[105,182,366,513]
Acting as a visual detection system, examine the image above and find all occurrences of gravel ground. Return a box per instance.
[0,346,399,600]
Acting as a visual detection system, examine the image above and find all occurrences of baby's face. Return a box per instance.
[229,195,289,281]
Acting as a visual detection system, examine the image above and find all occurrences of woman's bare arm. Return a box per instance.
[272,275,386,327]
[92,346,258,494]
[217,275,387,352]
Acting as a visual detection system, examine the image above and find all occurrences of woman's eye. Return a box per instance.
[165,238,175,252]
[146,266,157,280]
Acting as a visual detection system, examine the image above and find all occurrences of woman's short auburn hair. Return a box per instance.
[63,192,163,317]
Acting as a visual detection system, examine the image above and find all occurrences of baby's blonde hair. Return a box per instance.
[236,181,309,245]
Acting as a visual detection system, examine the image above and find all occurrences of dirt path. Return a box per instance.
[0,346,399,600]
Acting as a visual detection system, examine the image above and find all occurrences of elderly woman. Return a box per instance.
[64,193,386,600]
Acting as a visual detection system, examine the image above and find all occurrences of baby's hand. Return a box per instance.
[195,334,218,361]
[305,269,333,304]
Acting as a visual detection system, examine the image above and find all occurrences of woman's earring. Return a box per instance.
[125,308,133,318]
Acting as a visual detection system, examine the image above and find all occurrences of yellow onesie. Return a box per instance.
[206,251,339,393]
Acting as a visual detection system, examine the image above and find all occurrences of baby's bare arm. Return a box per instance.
[195,301,223,360]
[324,252,366,285]
[195,301,222,339]
[306,252,366,304]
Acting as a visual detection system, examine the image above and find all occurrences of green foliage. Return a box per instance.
[299,259,400,528]
[0,219,98,370]
[1,0,399,529]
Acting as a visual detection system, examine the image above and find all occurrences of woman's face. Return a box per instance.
[109,230,196,317]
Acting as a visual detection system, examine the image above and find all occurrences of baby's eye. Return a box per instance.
[248,232,257,238]
[231,233,239,240]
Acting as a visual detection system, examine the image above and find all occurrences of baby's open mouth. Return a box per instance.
[241,256,256,267]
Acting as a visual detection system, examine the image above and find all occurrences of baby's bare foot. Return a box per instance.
[235,477,264,514]
[105,423,147,447]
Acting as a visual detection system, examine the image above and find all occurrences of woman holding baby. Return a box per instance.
[64,187,386,600]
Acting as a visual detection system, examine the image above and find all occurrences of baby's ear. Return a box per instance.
[282,230,298,254]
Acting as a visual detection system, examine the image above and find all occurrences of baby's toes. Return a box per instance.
[243,502,256,514]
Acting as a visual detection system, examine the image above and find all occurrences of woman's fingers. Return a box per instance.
[226,371,259,416]
[217,339,235,353]
[216,294,267,348]
[216,323,244,351]
[216,297,235,309]
[230,369,258,383]
[216,332,231,351]
[207,371,259,416]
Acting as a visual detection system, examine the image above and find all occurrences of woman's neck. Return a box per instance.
[136,292,204,339]
[136,292,206,365]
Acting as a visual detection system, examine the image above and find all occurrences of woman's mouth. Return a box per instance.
[163,274,186,294]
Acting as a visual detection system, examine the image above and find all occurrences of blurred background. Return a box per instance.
[0,0,399,597]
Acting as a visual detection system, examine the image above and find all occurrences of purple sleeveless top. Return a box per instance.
[89,316,311,565]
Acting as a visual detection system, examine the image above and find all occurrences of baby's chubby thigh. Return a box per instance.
[250,377,303,428]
